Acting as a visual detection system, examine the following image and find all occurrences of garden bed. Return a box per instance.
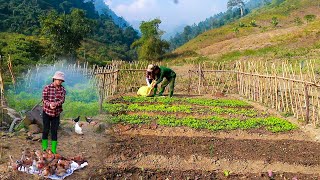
[1,95,319,179]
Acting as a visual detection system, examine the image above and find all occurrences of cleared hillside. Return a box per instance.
[173,0,320,67]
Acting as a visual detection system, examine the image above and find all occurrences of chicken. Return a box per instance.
[72,116,80,123]
[75,122,83,134]
[85,116,93,124]
[85,116,98,126]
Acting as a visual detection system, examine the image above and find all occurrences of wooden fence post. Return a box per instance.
[188,70,191,95]
[114,70,118,94]
[198,64,201,95]
[0,55,5,107]
[304,84,310,124]
[99,74,106,114]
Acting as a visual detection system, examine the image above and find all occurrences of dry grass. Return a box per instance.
[172,0,320,67]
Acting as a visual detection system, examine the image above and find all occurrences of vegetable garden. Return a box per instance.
[85,95,320,179]
[2,60,320,179]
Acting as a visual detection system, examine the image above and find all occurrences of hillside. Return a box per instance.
[173,0,320,68]
[0,0,139,82]
[93,0,130,28]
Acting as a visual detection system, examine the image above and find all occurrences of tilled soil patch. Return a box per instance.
[104,134,320,166]
[118,125,310,141]
[88,167,319,180]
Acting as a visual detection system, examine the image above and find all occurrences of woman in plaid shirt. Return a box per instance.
[42,71,66,154]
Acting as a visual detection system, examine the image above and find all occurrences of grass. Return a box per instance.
[6,87,99,119]
[170,0,320,67]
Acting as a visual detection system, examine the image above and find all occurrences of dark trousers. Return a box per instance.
[159,75,176,97]
[42,111,59,141]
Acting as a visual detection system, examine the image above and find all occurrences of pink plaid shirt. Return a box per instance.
[42,83,66,117]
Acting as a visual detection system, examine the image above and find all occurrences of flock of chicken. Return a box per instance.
[73,116,98,135]
[9,148,86,177]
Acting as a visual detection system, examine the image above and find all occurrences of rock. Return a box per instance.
[95,123,107,133]
[31,133,42,141]
[25,105,43,130]
[0,106,21,128]
[28,124,41,134]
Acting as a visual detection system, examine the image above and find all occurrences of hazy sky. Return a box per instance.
[105,0,228,36]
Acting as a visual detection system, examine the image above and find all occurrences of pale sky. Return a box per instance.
[104,0,228,37]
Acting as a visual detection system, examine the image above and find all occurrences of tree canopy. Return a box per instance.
[40,9,93,58]
[131,19,169,61]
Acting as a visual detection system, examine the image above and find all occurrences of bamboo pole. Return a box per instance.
[304,84,310,124]
[198,64,201,95]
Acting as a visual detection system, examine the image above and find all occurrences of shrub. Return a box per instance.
[238,22,246,27]
[304,14,316,23]
[249,20,257,27]
[271,16,279,27]
[233,27,239,34]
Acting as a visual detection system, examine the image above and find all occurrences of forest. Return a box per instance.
[0,0,139,82]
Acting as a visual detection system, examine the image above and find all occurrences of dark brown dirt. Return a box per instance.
[2,94,320,179]
[104,134,320,166]
[87,167,320,180]
[1,123,320,179]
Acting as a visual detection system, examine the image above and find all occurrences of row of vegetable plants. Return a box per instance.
[107,114,297,133]
[112,96,252,108]
[103,103,259,117]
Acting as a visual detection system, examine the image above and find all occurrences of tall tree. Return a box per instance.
[227,0,245,17]
[131,19,169,61]
[40,9,93,59]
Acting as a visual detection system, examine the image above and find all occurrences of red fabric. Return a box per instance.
[42,83,66,117]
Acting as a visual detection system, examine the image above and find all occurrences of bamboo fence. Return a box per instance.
[94,60,320,126]
[1,59,319,127]
[236,60,320,126]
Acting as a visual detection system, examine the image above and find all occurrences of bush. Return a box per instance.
[271,16,279,27]
[238,22,246,27]
[233,27,239,34]
[304,14,316,23]
[249,20,257,27]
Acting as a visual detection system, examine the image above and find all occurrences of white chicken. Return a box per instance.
[75,122,83,135]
